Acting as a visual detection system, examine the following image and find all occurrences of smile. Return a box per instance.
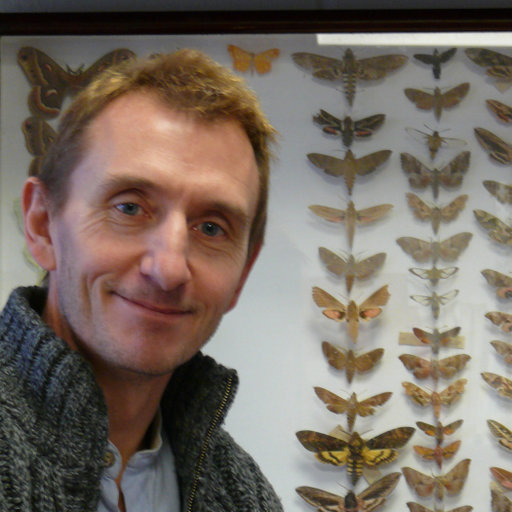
[114,293,192,316]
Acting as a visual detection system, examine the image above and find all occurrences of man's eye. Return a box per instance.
[197,221,225,237]
[115,202,141,216]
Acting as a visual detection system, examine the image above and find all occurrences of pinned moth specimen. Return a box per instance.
[321,342,384,383]
[474,127,512,165]
[318,248,386,293]
[406,193,468,234]
[402,379,467,418]
[412,326,462,354]
[409,266,459,286]
[227,45,280,74]
[396,233,472,264]
[416,419,464,446]
[308,150,391,196]
[491,481,512,512]
[488,419,512,452]
[314,388,392,431]
[18,47,135,118]
[486,311,512,333]
[492,467,512,490]
[491,340,512,365]
[312,285,390,342]
[295,426,414,485]
[474,210,512,246]
[405,126,466,160]
[292,48,408,106]
[313,110,385,148]
[399,353,470,380]
[410,289,459,319]
[310,201,392,248]
[21,116,57,176]
[402,458,470,500]
[487,99,512,124]
[465,48,512,92]
[400,151,470,200]
[404,83,470,121]
[413,440,461,468]
[296,472,401,512]
[484,180,512,205]
[482,372,512,400]
[407,502,472,512]
[482,269,512,299]
[413,47,457,79]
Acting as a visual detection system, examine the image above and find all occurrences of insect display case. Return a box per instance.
[2,10,512,511]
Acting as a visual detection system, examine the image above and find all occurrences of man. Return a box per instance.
[0,49,282,511]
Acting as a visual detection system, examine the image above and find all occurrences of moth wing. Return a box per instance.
[399,354,432,379]
[358,472,401,501]
[21,116,57,156]
[400,153,433,189]
[363,448,398,467]
[308,153,348,177]
[465,48,512,66]
[227,45,253,72]
[292,52,344,80]
[439,378,467,405]
[443,419,464,435]
[354,348,384,373]
[354,113,386,135]
[359,285,390,319]
[437,354,471,378]
[309,204,345,223]
[314,387,349,414]
[438,232,472,261]
[367,426,415,449]
[439,459,471,495]
[321,342,347,372]
[402,467,435,497]
[491,340,512,364]
[413,53,435,65]
[318,247,347,276]
[404,88,434,110]
[491,467,512,490]
[397,236,432,262]
[357,54,408,79]
[482,372,512,398]
[253,48,280,74]
[312,287,346,321]
[403,381,432,406]
[491,481,512,512]
[354,253,386,279]
[406,193,433,221]
[357,392,393,417]
[486,311,512,333]
[484,180,512,204]
[488,419,512,452]
[313,109,342,127]
[296,430,347,452]
[438,289,459,305]
[441,194,468,221]
[406,503,432,512]
[410,294,433,307]
[441,82,470,108]
[475,127,512,164]
[439,151,471,186]
[486,100,512,124]
[77,49,135,88]
[440,47,458,62]
[356,204,393,224]
[355,150,392,176]
[296,486,344,509]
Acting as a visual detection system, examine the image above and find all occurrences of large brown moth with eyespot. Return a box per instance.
[313,110,385,148]
[396,233,472,264]
[296,426,414,485]
[399,353,470,380]
[413,48,457,79]
[484,180,512,205]
[413,440,461,469]
[482,372,512,400]
[416,419,463,446]
[482,269,512,299]
[409,265,459,286]
[488,419,512,452]
[474,209,512,246]
[296,472,401,512]
[410,289,459,319]
[474,127,512,165]
[405,126,466,160]
[292,49,407,106]
[411,326,462,354]
[487,99,512,124]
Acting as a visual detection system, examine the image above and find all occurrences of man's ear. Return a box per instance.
[22,177,56,272]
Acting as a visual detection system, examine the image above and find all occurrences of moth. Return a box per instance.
[492,467,512,490]
[474,127,512,165]
[313,110,385,148]
[404,83,470,121]
[410,289,459,319]
[321,342,384,383]
[409,266,459,286]
[487,99,512,124]
[399,353,470,380]
[413,48,457,79]
[312,285,390,342]
[491,340,512,365]
[482,269,512,299]
[407,503,472,512]
[413,440,461,468]
[406,193,468,234]
[21,116,57,176]
[486,311,512,333]
[474,210,512,246]
[227,45,280,74]
[292,48,407,106]
[402,379,467,418]
[412,326,462,354]
[318,248,386,293]
[482,372,512,400]
[310,201,393,248]
[416,419,464,445]
[396,233,472,264]
[488,419,512,452]
[402,458,471,500]
[400,151,470,199]
[18,47,135,118]
[296,426,414,485]
[308,150,391,196]
[314,388,392,431]
[296,471,401,512]
[484,180,512,205]
[491,481,512,512]
[465,48,512,92]
[405,126,466,160]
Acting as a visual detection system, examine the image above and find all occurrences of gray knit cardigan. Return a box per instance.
[0,286,283,511]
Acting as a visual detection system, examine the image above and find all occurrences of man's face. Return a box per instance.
[42,92,260,378]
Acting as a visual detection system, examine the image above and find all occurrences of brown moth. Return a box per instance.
[487,66,512,93]
[321,342,384,383]
[21,116,57,176]
[474,209,512,246]
[406,126,466,160]
[409,265,459,286]
[399,353,470,380]
[416,419,464,445]
[412,326,462,354]
[313,110,386,148]
[487,99,512,124]
[292,49,407,106]
[491,340,512,365]
[406,193,468,234]
[413,48,457,79]
[491,481,512,512]
[296,426,414,485]
[482,269,512,299]
[318,248,386,293]
[400,151,470,200]
[484,180,512,205]
[404,83,470,121]
[309,200,393,248]
[296,471,401,512]
[312,285,390,342]
[413,440,461,468]
[410,289,459,319]
[407,502,472,512]
[402,379,467,418]
[314,388,392,431]
[396,233,472,264]
[474,127,512,165]
[227,45,280,75]
[482,372,512,399]
[465,48,512,92]
[488,419,512,452]
[492,467,512,490]
[402,458,471,500]
[308,150,391,196]
[486,311,512,333]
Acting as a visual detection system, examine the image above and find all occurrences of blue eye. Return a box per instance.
[116,202,140,216]
[199,222,224,237]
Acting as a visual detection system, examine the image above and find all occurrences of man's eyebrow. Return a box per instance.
[97,175,160,195]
